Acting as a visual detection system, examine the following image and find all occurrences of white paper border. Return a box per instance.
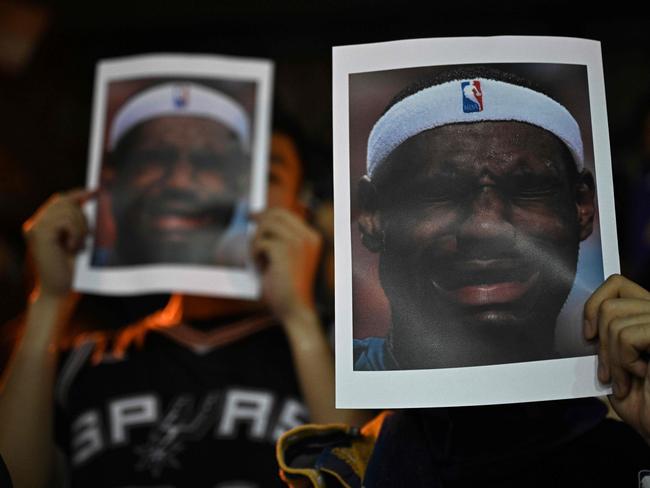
[333,37,617,408]
[74,53,274,299]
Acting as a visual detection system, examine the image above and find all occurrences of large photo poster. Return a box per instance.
[74,54,273,298]
[333,37,619,408]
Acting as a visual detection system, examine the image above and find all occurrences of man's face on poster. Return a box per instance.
[360,121,595,366]
[110,115,247,265]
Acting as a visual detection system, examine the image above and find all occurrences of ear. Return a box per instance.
[575,169,595,241]
[357,176,384,252]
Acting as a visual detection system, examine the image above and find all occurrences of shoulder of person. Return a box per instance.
[353,337,390,371]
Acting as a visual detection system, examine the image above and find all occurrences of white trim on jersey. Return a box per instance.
[56,340,96,409]
[157,315,276,355]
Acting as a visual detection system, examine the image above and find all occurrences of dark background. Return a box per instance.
[2,0,650,360]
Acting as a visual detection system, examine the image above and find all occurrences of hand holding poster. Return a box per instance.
[74,54,273,298]
[333,37,618,408]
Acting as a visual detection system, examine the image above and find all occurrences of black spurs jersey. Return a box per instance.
[54,313,309,488]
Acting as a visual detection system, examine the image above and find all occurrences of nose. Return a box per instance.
[457,185,516,255]
[164,156,194,189]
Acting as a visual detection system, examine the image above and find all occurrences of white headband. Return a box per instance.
[108,82,250,152]
[367,78,584,177]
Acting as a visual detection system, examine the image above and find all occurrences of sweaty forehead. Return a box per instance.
[131,116,238,149]
[384,120,572,180]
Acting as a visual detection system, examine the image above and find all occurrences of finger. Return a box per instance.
[251,236,289,270]
[585,275,621,339]
[597,298,650,383]
[257,208,309,235]
[608,315,626,397]
[63,188,99,205]
[55,214,87,253]
[251,240,278,273]
[30,212,78,251]
[254,211,306,244]
[62,194,91,229]
[67,206,90,249]
[607,375,650,441]
[608,315,650,398]
[49,205,89,250]
[607,379,645,432]
[585,275,650,339]
[56,201,91,244]
[618,319,650,378]
[596,298,618,382]
[254,220,302,245]
[261,210,320,248]
[255,208,303,234]
[251,235,284,259]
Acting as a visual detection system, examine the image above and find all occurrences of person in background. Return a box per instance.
[0,128,369,488]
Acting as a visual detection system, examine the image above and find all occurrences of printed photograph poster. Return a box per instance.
[333,37,619,408]
[74,54,273,298]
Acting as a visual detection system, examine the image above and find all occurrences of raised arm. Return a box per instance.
[0,190,92,487]
[252,208,371,426]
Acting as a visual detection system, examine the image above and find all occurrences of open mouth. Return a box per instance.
[431,260,540,307]
[146,201,235,233]
[152,214,213,231]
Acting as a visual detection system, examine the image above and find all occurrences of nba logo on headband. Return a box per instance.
[172,84,190,108]
[461,80,483,113]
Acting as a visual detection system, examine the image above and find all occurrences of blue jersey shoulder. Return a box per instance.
[353,337,390,371]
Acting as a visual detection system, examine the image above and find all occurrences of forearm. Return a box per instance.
[282,306,372,427]
[0,292,75,487]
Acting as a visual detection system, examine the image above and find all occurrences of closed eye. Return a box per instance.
[505,174,562,200]
[408,174,469,205]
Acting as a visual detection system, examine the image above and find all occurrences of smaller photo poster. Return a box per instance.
[74,53,273,298]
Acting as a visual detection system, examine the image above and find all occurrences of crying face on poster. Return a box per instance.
[357,68,596,370]
[100,83,251,268]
